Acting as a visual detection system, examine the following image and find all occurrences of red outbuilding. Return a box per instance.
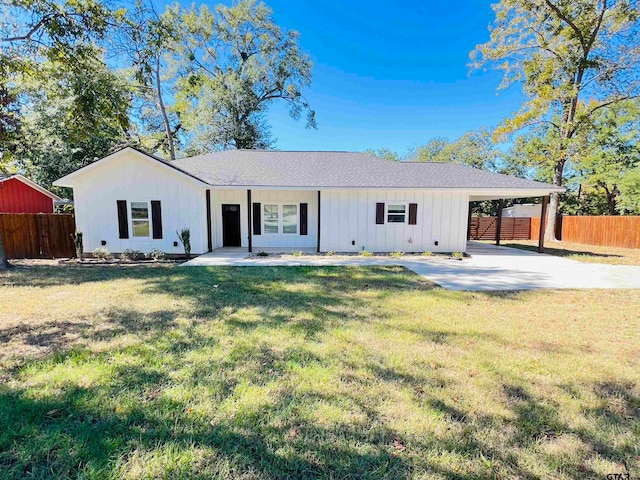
[0,174,62,213]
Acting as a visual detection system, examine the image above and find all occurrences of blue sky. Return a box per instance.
[163,0,527,154]
[259,0,525,154]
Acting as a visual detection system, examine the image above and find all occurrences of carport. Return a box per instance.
[467,192,554,252]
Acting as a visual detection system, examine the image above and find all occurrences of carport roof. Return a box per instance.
[170,149,564,191]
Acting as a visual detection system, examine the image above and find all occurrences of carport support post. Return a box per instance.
[495,199,504,246]
[538,196,549,253]
[247,189,252,253]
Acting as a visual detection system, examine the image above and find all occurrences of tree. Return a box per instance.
[473,0,640,239]
[8,53,132,189]
[576,101,640,214]
[364,148,402,161]
[410,137,450,162]
[174,0,315,152]
[617,168,640,213]
[124,3,183,160]
[0,0,118,269]
[410,130,499,170]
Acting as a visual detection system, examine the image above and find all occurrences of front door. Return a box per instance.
[222,204,241,247]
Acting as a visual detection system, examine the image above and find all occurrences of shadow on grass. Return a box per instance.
[2,264,636,478]
[502,242,623,260]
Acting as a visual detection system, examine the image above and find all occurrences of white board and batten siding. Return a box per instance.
[211,189,318,249]
[70,152,208,254]
[320,190,469,253]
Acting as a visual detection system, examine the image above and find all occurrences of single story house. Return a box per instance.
[53,147,563,255]
[0,174,64,213]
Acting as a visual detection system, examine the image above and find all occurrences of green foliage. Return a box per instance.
[359,250,373,257]
[92,247,111,260]
[71,231,83,260]
[120,249,144,261]
[618,169,640,214]
[452,251,464,259]
[146,248,167,261]
[291,250,304,257]
[177,227,191,257]
[325,250,336,256]
[7,54,132,190]
[174,0,315,152]
[473,0,640,233]
[363,148,402,161]
[412,130,499,170]
[390,250,404,258]
[421,251,433,257]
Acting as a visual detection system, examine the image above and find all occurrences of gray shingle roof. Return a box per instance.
[171,150,562,191]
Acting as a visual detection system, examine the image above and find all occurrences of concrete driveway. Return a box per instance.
[182,242,640,291]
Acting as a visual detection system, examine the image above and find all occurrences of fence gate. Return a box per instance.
[0,213,76,259]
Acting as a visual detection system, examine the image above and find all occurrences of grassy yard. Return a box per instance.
[0,264,638,479]
[502,240,640,266]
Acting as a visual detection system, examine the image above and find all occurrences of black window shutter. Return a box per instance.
[117,200,129,239]
[253,202,261,235]
[300,203,308,235]
[375,203,385,224]
[151,200,163,239]
[408,203,418,225]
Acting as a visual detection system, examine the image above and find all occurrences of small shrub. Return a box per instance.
[360,250,373,257]
[177,227,191,258]
[326,250,336,256]
[93,247,111,260]
[146,248,166,261]
[421,251,433,257]
[452,251,464,259]
[71,231,83,260]
[291,250,304,257]
[390,250,404,258]
[256,251,269,257]
[121,249,144,261]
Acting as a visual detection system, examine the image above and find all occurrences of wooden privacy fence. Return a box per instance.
[469,217,532,241]
[560,216,640,249]
[0,213,76,259]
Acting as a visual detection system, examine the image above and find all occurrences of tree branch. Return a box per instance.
[543,0,587,52]
[1,16,51,43]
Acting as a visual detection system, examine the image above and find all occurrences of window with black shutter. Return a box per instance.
[375,203,385,224]
[117,200,129,238]
[300,203,308,235]
[408,203,417,225]
[252,202,261,235]
[151,200,163,239]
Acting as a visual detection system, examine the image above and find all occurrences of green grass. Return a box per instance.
[502,240,640,266]
[0,264,639,479]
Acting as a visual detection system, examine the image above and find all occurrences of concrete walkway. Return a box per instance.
[182,242,640,291]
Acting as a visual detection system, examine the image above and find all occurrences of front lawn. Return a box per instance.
[502,240,640,266]
[0,265,638,479]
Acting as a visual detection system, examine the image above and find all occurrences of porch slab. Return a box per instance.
[181,242,640,291]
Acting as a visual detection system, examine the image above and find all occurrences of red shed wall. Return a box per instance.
[0,178,54,213]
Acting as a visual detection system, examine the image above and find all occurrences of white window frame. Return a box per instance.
[282,204,298,235]
[263,204,280,235]
[131,201,151,237]
[262,203,299,235]
[386,202,409,224]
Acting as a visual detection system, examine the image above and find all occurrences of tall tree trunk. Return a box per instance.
[545,159,565,241]
[0,232,9,269]
[156,55,175,161]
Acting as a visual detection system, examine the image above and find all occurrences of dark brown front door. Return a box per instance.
[222,204,241,247]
